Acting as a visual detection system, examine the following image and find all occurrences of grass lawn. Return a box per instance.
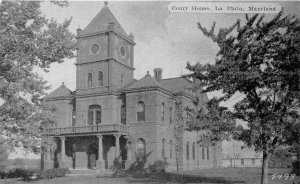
[0,167,298,184]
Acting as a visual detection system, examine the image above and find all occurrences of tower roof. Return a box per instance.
[80,3,128,37]
[126,71,166,90]
[44,83,71,99]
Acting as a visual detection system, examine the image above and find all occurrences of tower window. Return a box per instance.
[91,43,99,54]
[137,101,145,121]
[121,74,124,85]
[88,73,92,87]
[120,46,126,57]
[98,71,103,86]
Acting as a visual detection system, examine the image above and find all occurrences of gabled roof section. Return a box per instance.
[159,77,193,93]
[81,3,128,37]
[44,83,71,99]
[125,72,166,90]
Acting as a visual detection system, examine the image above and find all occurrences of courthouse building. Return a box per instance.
[43,3,222,171]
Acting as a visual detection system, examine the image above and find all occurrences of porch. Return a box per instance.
[43,124,132,171]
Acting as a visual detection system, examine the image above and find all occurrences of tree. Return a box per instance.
[186,12,300,184]
[173,99,185,171]
[0,1,75,153]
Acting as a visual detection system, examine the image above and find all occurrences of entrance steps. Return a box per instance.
[68,169,113,176]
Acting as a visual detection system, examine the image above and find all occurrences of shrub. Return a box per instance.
[269,149,293,168]
[148,160,168,174]
[292,160,300,176]
[37,168,70,179]
[0,165,8,179]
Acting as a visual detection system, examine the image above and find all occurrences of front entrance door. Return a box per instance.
[88,143,98,169]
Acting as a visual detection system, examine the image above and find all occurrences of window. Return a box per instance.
[162,138,166,159]
[72,104,76,126]
[121,105,126,124]
[91,44,99,54]
[207,146,209,160]
[170,140,173,159]
[192,142,195,160]
[137,101,145,121]
[169,107,173,124]
[161,102,165,122]
[98,71,103,86]
[186,142,189,160]
[202,147,205,160]
[251,158,255,165]
[241,159,244,165]
[88,73,92,87]
[137,138,146,161]
[88,105,101,125]
[120,46,126,57]
[121,74,124,85]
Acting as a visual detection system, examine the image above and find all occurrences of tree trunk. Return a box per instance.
[261,151,270,184]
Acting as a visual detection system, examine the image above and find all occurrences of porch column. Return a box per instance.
[96,135,104,170]
[114,134,120,157]
[60,137,66,161]
[97,135,103,161]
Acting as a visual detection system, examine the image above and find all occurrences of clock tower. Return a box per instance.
[75,3,135,95]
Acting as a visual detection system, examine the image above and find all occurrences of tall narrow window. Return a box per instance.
[161,102,165,122]
[162,138,166,159]
[121,105,126,124]
[88,105,101,125]
[121,74,124,85]
[137,101,145,121]
[169,107,173,124]
[72,104,76,126]
[207,146,210,160]
[241,159,244,165]
[88,73,92,87]
[186,142,189,160]
[137,138,146,161]
[170,140,173,159]
[202,147,205,160]
[192,142,195,160]
[98,71,103,86]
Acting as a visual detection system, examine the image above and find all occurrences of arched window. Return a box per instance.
[137,101,145,121]
[169,107,173,124]
[88,73,92,87]
[207,146,210,160]
[137,138,146,160]
[162,138,166,159]
[98,71,103,86]
[170,140,173,159]
[88,105,101,125]
[202,147,205,160]
[192,142,195,160]
[186,142,189,160]
[161,102,165,121]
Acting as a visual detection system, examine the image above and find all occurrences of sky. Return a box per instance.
[38,0,300,108]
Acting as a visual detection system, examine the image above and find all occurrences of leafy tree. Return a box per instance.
[0,1,75,153]
[173,99,184,171]
[187,12,300,184]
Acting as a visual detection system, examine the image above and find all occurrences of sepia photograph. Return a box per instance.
[0,0,299,184]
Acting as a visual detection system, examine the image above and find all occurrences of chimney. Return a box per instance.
[153,68,163,81]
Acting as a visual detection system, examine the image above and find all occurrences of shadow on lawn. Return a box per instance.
[98,151,244,184]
